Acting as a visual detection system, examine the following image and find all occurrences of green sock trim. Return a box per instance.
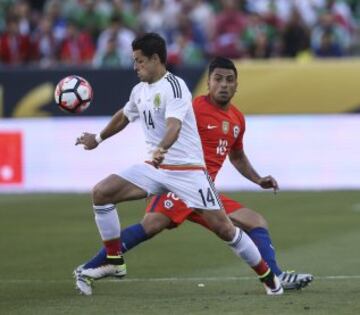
[258,268,271,279]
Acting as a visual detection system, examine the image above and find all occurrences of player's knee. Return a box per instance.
[141,213,170,237]
[211,222,235,242]
[254,213,268,229]
[230,209,268,230]
[92,183,111,204]
[245,211,268,229]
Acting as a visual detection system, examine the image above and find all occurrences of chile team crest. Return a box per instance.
[222,121,230,134]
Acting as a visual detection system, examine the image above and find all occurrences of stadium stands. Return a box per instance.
[1,0,360,68]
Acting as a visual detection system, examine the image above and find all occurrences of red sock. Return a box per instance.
[104,238,122,257]
[252,259,270,277]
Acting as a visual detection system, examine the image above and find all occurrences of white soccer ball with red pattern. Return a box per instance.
[54,75,93,113]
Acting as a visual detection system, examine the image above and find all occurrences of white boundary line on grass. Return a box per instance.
[2,275,360,284]
[113,275,360,282]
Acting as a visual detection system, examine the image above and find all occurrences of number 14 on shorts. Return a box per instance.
[198,188,216,207]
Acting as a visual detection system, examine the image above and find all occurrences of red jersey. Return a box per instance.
[193,95,245,180]
[145,95,246,226]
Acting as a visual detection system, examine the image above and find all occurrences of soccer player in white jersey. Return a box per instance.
[75,33,283,296]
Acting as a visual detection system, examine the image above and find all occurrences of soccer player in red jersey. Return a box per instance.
[75,57,313,294]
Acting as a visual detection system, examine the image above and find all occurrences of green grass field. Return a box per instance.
[0,191,359,315]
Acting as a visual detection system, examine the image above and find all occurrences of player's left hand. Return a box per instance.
[152,147,167,168]
[258,176,279,194]
[75,132,98,150]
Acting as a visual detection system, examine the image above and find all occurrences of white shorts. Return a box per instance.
[118,163,223,211]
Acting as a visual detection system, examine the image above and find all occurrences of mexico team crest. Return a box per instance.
[222,121,230,134]
[153,93,161,111]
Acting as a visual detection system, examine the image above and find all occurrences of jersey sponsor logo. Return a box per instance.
[233,125,240,138]
[153,93,161,111]
[163,199,174,209]
[222,121,230,134]
[207,124,218,129]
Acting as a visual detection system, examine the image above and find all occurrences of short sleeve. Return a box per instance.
[123,86,140,122]
[232,113,246,151]
[164,78,191,122]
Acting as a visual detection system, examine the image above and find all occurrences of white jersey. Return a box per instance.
[123,71,205,166]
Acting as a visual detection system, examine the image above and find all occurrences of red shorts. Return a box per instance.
[145,192,244,229]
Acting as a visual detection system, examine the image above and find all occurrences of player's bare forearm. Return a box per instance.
[76,109,129,150]
[99,109,129,140]
[157,118,182,150]
[152,118,181,167]
[229,149,261,184]
[229,149,279,193]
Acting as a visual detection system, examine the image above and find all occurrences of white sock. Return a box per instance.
[93,204,121,240]
[227,227,261,267]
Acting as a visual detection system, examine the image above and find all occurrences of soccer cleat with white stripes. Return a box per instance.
[280,271,314,290]
[74,266,93,296]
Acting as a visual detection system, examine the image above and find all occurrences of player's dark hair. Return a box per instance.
[132,32,167,64]
[208,57,238,78]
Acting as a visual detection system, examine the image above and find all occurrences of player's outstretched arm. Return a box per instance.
[152,117,182,167]
[76,109,129,150]
[229,148,279,193]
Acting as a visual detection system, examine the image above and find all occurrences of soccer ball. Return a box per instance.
[54,75,93,113]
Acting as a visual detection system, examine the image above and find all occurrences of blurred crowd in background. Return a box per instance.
[1,0,360,68]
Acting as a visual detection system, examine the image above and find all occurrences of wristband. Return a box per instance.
[95,134,103,144]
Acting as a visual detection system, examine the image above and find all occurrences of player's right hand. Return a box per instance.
[152,147,167,168]
[75,132,98,150]
[258,175,279,194]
